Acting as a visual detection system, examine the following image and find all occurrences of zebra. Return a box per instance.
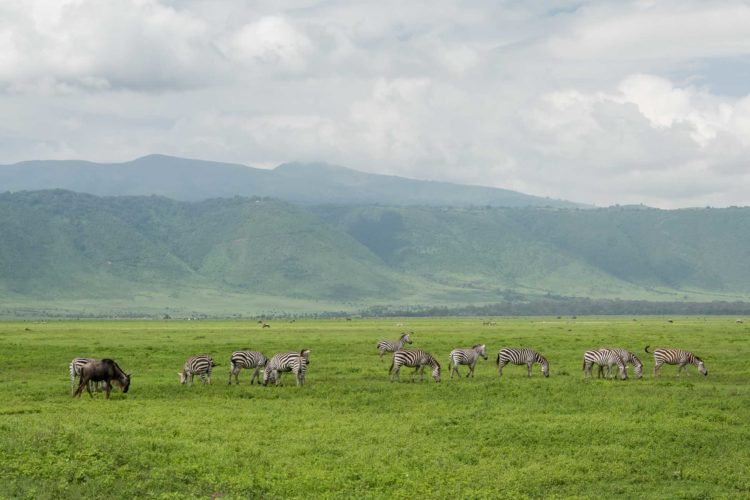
[178,355,217,385]
[645,346,707,377]
[597,348,643,379]
[389,349,441,383]
[448,344,488,379]
[263,350,310,386]
[376,332,413,361]
[228,350,268,385]
[69,357,107,395]
[496,348,550,378]
[583,349,628,380]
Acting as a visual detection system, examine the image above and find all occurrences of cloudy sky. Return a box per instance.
[1,0,749,208]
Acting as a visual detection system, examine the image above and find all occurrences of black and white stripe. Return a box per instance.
[179,355,216,385]
[448,344,488,378]
[263,350,310,386]
[583,349,628,380]
[645,346,707,376]
[496,348,550,378]
[389,349,441,383]
[228,351,268,385]
[376,332,413,361]
[597,348,643,379]
[69,357,106,395]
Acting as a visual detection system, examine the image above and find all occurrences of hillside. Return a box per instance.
[0,154,581,208]
[2,190,750,316]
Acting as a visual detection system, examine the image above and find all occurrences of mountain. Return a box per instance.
[1,190,750,317]
[0,154,582,208]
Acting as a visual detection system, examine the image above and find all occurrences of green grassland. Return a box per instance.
[0,317,748,499]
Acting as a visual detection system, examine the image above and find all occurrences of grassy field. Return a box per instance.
[0,317,748,499]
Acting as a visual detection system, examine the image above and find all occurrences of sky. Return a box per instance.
[1,0,749,208]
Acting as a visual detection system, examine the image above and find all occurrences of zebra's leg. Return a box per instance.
[498,360,507,377]
[207,369,212,385]
[379,350,385,362]
[468,362,475,378]
[654,362,662,377]
[228,366,234,385]
[391,365,400,382]
[527,362,533,377]
[251,366,260,385]
[678,362,688,377]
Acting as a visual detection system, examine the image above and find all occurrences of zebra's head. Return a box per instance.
[695,357,708,376]
[541,359,550,378]
[474,344,488,360]
[432,365,441,383]
[178,371,187,385]
[431,357,441,383]
[402,333,413,344]
[634,362,643,379]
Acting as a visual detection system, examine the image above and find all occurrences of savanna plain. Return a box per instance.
[0,317,748,499]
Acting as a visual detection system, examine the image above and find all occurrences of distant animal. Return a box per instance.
[496,348,550,378]
[448,344,488,378]
[263,350,310,386]
[261,323,271,328]
[73,359,131,399]
[376,332,413,361]
[597,348,643,379]
[583,349,627,380]
[179,355,217,385]
[228,351,268,385]
[390,349,441,383]
[69,357,107,396]
[645,346,707,377]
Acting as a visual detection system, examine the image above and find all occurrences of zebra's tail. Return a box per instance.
[388,358,395,375]
[496,353,500,366]
[448,357,453,371]
[644,345,651,354]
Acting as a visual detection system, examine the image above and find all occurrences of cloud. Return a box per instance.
[1,0,750,208]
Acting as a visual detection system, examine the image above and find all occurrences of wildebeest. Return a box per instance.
[73,359,131,399]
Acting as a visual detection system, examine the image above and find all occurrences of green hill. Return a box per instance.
[1,191,749,316]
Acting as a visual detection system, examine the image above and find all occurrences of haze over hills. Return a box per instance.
[1,190,749,317]
[0,154,583,208]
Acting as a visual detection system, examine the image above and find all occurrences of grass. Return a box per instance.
[0,317,748,499]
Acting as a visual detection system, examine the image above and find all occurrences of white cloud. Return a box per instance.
[1,0,750,208]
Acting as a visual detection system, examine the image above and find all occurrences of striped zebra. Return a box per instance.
[376,332,413,361]
[583,349,628,380]
[645,346,708,377]
[227,351,268,385]
[597,348,643,379]
[263,350,310,386]
[69,357,107,395]
[448,344,488,378]
[178,355,217,385]
[496,348,550,378]
[389,349,441,383]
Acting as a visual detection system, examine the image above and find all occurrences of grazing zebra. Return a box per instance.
[496,348,550,378]
[263,350,310,386]
[597,348,643,379]
[448,344,488,379]
[376,332,413,361]
[178,355,217,385]
[645,346,708,377]
[583,349,628,380]
[69,357,107,395]
[389,349,441,383]
[228,351,268,385]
